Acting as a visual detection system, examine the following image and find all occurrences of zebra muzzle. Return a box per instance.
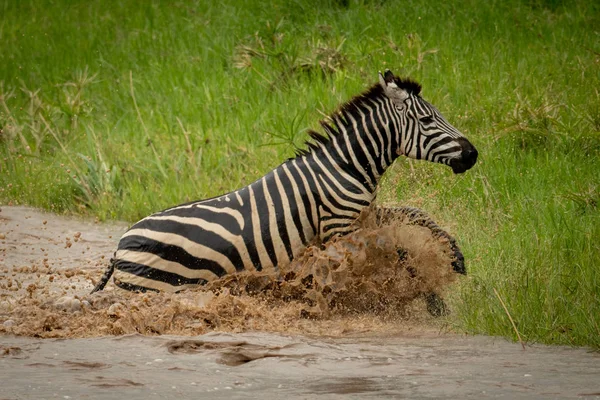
[449,138,478,174]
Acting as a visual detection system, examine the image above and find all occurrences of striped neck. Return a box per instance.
[314,94,399,192]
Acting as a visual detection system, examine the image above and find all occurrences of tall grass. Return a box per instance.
[1,0,598,348]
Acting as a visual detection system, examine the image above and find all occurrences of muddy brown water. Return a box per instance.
[1,206,599,399]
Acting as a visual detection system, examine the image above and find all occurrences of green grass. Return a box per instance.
[1,0,599,348]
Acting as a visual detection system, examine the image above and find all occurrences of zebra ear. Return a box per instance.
[378,71,388,87]
[379,70,409,105]
[378,69,396,86]
[383,69,395,83]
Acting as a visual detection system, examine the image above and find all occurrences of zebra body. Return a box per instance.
[92,70,477,293]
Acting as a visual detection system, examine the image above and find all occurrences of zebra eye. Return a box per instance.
[419,115,434,124]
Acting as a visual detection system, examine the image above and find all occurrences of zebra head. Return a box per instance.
[379,70,478,174]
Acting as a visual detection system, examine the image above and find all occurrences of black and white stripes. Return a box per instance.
[92,69,477,293]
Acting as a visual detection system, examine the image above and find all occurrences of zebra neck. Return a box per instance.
[324,98,400,191]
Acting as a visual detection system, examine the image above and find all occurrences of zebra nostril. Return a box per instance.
[471,148,478,161]
[462,147,478,163]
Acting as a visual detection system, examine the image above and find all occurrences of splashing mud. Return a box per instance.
[0,206,459,339]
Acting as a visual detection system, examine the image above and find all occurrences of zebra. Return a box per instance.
[91,69,477,294]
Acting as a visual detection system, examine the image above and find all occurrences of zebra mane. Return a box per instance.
[296,76,422,156]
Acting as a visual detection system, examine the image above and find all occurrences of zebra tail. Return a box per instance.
[90,258,116,294]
